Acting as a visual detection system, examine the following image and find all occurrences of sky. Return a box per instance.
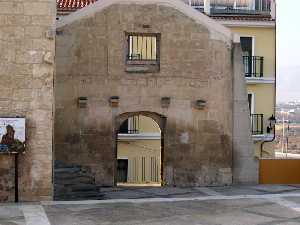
[276,0,300,103]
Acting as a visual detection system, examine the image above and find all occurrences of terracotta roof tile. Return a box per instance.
[57,0,98,12]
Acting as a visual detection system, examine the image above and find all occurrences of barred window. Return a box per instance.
[127,34,159,63]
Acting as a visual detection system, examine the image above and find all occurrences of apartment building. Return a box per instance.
[185,0,276,158]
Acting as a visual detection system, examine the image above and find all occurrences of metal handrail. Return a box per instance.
[243,56,264,78]
[251,114,264,135]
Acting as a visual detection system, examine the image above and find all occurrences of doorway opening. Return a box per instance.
[117,115,162,187]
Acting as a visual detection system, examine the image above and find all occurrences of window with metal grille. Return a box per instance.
[255,0,271,11]
[119,116,140,134]
[127,34,160,63]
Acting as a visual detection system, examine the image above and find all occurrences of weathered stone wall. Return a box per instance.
[232,43,258,183]
[0,157,14,201]
[55,4,234,187]
[0,0,56,201]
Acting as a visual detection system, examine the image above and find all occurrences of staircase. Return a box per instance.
[54,161,104,201]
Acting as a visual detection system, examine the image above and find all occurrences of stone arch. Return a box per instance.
[114,111,167,185]
[116,111,166,133]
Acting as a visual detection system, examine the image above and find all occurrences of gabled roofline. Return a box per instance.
[56,0,234,44]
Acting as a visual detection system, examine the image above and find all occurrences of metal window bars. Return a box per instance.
[127,34,158,61]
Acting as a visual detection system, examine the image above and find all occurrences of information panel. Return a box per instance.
[0,118,26,153]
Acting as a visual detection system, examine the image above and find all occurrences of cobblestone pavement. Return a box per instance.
[2,185,300,225]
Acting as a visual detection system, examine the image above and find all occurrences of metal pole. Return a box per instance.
[285,118,290,158]
[282,116,284,154]
[15,153,19,203]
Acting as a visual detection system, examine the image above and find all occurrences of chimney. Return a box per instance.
[204,0,211,15]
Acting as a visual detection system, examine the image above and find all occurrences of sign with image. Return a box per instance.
[0,118,26,153]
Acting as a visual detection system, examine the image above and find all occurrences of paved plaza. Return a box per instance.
[2,185,300,225]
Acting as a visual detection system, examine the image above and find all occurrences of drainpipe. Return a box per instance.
[260,130,276,158]
[260,121,276,158]
[204,0,211,15]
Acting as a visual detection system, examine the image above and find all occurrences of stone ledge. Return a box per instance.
[125,64,160,73]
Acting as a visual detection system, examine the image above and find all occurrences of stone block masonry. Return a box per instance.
[0,0,56,201]
[55,2,239,188]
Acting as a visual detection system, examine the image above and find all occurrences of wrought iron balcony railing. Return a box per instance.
[251,114,264,135]
[210,0,271,15]
[119,116,140,134]
[243,56,264,78]
[184,0,271,15]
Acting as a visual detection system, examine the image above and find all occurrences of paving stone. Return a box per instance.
[0,206,25,225]
[250,185,300,194]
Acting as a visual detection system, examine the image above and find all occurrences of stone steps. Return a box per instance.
[55,183,98,192]
[55,167,82,174]
[55,175,95,185]
[55,191,104,201]
[55,172,94,180]
[54,161,103,201]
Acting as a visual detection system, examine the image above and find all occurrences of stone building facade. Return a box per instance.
[0,0,256,201]
[0,0,55,201]
[55,0,254,188]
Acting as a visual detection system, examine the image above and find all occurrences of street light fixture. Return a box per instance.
[267,114,276,133]
[261,114,276,158]
[268,114,276,127]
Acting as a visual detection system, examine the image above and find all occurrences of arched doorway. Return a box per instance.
[116,113,164,186]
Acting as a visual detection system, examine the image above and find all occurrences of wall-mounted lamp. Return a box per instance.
[261,114,276,158]
[161,97,171,108]
[78,97,88,108]
[195,100,207,110]
[110,96,120,108]
[267,114,276,133]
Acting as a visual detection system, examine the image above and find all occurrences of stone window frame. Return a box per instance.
[125,32,161,73]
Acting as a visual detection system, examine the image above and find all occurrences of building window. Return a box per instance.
[117,159,128,183]
[240,37,253,57]
[125,33,160,72]
[127,116,140,134]
[248,93,254,114]
[240,36,264,78]
[119,116,140,134]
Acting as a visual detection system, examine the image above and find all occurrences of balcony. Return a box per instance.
[186,0,204,9]
[184,0,272,16]
[119,117,140,134]
[210,0,271,15]
[251,114,264,135]
[243,56,264,78]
